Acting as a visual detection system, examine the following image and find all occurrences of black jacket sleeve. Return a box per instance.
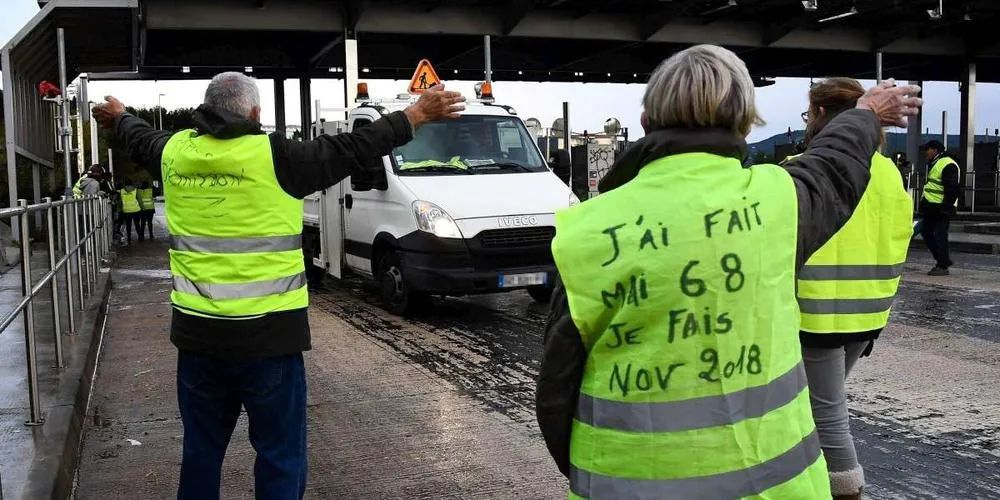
[941,162,961,210]
[270,111,413,199]
[536,275,587,478]
[113,113,172,181]
[782,109,881,270]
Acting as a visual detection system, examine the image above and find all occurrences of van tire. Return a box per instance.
[378,251,424,315]
[527,285,553,304]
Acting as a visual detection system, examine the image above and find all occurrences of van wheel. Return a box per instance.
[527,285,553,304]
[379,252,424,315]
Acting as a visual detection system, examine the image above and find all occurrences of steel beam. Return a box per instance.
[299,78,312,141]
[344,38,358,121]
[960,61,976,206]
[3,49,19,234]
[907,80,924,179]
[274,77,286,136]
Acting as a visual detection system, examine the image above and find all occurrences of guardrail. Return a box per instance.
[907,171,1000,213]
[0,195,111,426]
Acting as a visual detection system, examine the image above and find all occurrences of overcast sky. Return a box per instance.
[3,0,999,143]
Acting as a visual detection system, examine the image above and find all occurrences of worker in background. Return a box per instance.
[895,152,913,190]
[72,164,106,198]
[919,140,961,275]
[137,181,155,240]
[118,181,142,245]
[93,73,464,499]
[535,44,921,500]
[795,78,913,500]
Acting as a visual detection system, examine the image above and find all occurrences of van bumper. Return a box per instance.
[396,232,556,295]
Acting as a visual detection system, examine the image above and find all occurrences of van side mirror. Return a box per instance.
[350,161,389,192]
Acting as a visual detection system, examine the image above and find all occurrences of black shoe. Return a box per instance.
[928,266,950,276]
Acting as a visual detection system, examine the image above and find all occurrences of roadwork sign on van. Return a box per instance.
[408,59,441,94]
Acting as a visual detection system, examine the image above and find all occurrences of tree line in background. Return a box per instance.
[0,99,195,209]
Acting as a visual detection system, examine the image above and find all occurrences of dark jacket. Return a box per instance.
[536,109,882,477]
[921,152,962,213]
[113,104,413,360]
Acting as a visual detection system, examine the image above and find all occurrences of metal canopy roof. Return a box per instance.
[92,0,1000,83]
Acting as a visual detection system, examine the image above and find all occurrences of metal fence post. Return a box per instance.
[73,201,86,306]
[18,200,43,426]
[971,173,977,213]
[44,198,64,368]
[84,198,95,288]
[61,197,77,331]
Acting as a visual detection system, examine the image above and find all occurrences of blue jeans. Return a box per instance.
[176,351,307,500]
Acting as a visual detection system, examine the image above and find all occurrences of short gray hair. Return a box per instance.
[643,45,763,137]
[204,72,261,117]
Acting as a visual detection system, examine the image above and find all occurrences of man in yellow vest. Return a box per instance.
[537,45,921,500]
[137,181,155,241]
[93,72,465,499]
[118,182,142,245]
[918,140,961,275]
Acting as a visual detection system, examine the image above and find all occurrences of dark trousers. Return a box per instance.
[176,351,307,500]
[920,204,952,267]
[138,209,155,239]
[121,212,141,244]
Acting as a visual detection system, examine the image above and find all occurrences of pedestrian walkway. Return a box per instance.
[74,231,565,499]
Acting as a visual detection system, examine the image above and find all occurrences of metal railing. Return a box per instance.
[907,171,1000,213]
[0,195,111,426]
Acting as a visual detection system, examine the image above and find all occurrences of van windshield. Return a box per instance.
[393,115,548,175]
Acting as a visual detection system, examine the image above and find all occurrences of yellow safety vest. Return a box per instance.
[138,188,155,211]
[922,155,959,206]
[119,189,141,214]
[162,130,307,319]
[798,153,913,334]
[552,152,829,500]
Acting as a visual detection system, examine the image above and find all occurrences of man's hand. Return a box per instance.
[403,84,466,130]
[92,96,126,129]
[856,79,923,128]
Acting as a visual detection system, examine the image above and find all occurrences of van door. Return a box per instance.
[343,116,377,275]
[320,182,344,278]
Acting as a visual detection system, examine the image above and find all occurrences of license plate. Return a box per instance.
[498,272,547,288]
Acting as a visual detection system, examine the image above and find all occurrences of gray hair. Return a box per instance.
[643,45,763,137]
[204,72,261,117]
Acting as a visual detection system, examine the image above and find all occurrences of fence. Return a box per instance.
[907,171,1000,213]
[0,195,112,426]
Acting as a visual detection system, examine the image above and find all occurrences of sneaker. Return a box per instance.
[928,266,950,276]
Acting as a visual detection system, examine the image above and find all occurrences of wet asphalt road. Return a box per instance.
[310,248,1000,500]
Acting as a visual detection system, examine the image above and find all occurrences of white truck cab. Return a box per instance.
[303,88,578,314]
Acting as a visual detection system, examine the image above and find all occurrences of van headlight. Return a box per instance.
[569,193,582,206]
[412,201,463,238]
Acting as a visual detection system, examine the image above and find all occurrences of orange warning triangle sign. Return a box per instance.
[408,59,442,94]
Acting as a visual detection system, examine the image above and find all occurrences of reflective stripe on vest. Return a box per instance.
[162,130,307,319]
[798,153,912,334]
[570,430,822,500]
[171,234,302,253]
[922,156,959,205]
[553,152,830,500]
[120,189,141,213]
[138,188,155,210]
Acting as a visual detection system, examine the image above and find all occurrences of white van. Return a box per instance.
[303,92,578,314]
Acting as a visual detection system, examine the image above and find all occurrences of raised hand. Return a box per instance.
[92,96,126,129]
[403,84,467,129]
[856,79,923,128]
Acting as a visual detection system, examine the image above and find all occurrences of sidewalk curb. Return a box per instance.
[58,272,113,499]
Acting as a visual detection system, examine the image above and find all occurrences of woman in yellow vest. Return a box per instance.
[118,182,142,245]
[536,45,922,500]
[797,78,913,499]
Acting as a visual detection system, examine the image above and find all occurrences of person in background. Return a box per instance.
[73,165,106,198]
[535,44,921,500]
[93,72,464,500]
[796,78,913,500]
[918,140,960,275]
[118,181,142,245]
[137,181,155,240]
[895,152,912,189]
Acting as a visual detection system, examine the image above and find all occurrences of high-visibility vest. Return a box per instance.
[119,189,141,214]
[552,152,829,500]
[138,188,155,210]
[161,129,307,319]
[922,155,959,206]
[72,175,87,198]
[798,153,913,334]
